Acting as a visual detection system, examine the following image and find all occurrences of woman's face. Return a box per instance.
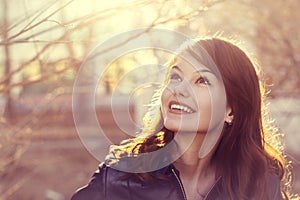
[161,52,227,134]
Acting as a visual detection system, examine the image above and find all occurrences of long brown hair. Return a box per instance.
[106,37,294,199]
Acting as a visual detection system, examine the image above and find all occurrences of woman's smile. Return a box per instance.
[169,100,196,114]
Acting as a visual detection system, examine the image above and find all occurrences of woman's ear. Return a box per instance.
[225,107,234,124]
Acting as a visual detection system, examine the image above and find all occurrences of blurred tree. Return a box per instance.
[251,0,300,97]
[0,1,228,199]
[2,0,13,120]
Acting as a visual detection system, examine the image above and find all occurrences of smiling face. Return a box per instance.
[161,51,227,135]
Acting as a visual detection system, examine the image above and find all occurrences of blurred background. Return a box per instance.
[0,0,299,199]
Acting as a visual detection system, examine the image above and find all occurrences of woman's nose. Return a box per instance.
[173,81,190,97]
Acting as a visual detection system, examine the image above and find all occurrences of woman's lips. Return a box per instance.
[168,101,195,114]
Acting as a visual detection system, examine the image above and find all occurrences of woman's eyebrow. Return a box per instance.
[171,65,216,77]
[193,69,214,75]
[171,65,182,72]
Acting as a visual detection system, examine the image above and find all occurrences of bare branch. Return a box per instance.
[0,172,33,200]
[0,42,52,85]
[6,0,54,32]
[7,0,75,41]
[2,0,152,45]
[152,0,226,26]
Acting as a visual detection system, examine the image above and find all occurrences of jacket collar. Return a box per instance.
[166,164,227,200]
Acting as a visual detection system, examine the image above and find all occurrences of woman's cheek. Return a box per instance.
[161,87,171,108]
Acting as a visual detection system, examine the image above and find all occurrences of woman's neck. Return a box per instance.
[173,132,217,199]
[172,129,220,178]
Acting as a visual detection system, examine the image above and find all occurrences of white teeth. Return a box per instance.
[170,104,193,113]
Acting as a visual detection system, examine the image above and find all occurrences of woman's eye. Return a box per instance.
[170,73,182,82]
[195,76,211,85]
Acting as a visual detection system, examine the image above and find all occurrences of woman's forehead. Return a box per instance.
[171,52,216,73]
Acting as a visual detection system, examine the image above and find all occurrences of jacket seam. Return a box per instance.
[171,168,187,200]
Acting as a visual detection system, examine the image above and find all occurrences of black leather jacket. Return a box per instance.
[71,163,283,200]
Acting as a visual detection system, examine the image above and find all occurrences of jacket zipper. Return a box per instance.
[172,168,187,200]
[172,167,222,200]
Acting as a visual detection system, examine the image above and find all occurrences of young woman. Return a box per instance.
[71,37,294,200]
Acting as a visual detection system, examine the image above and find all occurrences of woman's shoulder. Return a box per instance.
[71,163,178,200]
[71,163,108,200]
[71,163,132,200]
[204,173,283,200]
